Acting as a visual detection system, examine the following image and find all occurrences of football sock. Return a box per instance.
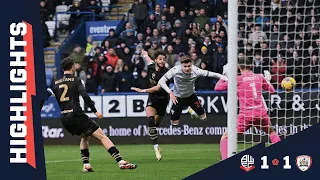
[80,149,90,164]
[188,107,196,115]
[270,132,281,144]
[148,116,158,145]
[220,138,228,160]
[154,144,159,150]
[108,146,123,163]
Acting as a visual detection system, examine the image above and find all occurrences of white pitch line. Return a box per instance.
[45,155,216,164]
[46,159,96,163]
[45,149,219,163]
[46,159,86,163]
[45,149,218,153]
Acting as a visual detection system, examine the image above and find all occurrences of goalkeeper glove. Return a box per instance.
[222,63,230,77]
[263,70,271,82]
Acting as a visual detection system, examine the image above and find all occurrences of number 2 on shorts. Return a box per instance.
[59,84,70,102]
[249,82,257,99]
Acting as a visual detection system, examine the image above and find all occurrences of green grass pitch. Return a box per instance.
[45,144,221,180]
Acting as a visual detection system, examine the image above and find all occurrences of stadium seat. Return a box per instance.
[101,0,110,12]
[61,14,71,26]
[45,21,57,38]
[56,5,68,12]
[54,5,69,26]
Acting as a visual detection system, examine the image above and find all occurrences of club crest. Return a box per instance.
[240,155,255,172]
[296,155,312,172]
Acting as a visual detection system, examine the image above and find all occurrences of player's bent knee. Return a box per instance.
[146,107,157,116]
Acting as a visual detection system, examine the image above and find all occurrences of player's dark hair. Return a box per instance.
[154,51,166,59]
[61,57,75,71]
[180,56,192,64]
[238,57,252,70]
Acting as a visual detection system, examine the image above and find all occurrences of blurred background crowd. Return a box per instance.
[41,0,320,94]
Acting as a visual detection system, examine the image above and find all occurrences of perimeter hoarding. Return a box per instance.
[41,91,320,145]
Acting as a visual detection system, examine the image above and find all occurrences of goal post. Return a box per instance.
[227,0,239,158]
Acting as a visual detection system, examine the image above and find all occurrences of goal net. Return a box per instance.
[228,0,320,156]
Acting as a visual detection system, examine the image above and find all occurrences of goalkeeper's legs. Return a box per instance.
[260,116,281,144]
[262,126,281,144]
[220,131,229,160]
[221,127,280,158]
[220,115,248,160]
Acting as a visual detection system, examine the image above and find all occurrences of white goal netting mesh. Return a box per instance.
[235,0,320,152]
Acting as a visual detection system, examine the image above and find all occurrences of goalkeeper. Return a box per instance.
[214,58,281,160]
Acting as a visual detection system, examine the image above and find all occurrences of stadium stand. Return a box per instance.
[43,0,320,94]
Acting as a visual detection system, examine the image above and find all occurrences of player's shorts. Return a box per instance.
[146,96,169,116]
[171,94,205,120]
[61,112,99,137]
[237,113,271,133]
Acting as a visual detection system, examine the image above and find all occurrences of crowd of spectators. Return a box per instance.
[48,0,320,94]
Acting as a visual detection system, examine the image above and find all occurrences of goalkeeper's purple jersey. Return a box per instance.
[215,71,275,115]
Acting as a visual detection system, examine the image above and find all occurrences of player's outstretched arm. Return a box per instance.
[208,71,227,80]
[77,78,100,117]
[214,79,228,91]
[262,74,275,93]
[141,50,154,65]
[131,84,161,93]
[195,66,228,80]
